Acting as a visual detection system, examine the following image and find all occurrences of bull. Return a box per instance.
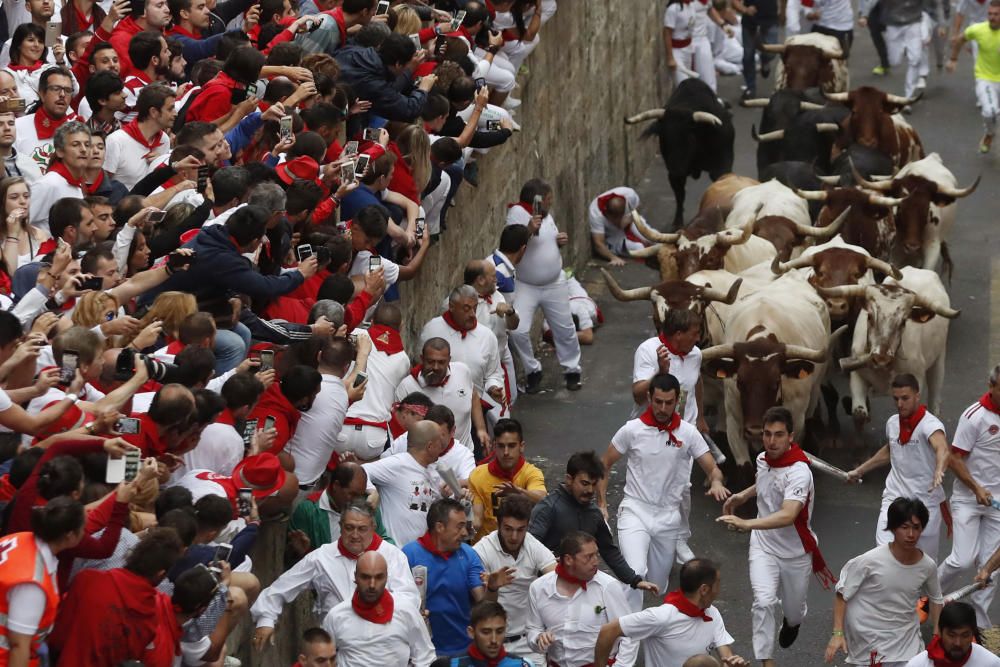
[741,89,829,173]
[795,186,903,261]
[825,86,924,169]
[699,174,760,213]
[751,108,846,174]
[760,33,849,93]
[625,79,734,228]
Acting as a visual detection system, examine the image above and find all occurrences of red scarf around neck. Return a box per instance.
[487,455,526,481]
[367,324,404,354]
[8,61,44,72]
[121,119,165,152]
[980,392,1000,415]
[337,533,383,560]
[765,443,837,588]
[638,407,682,446]
[48,161,86,190]
[663,589,711,621]
[468,643,507,667]
[507,201,535,215]
[34,107,73,140]
[658,332,687,360]
[898,405,928,445]
[442,310,476,338]
[926,635,972,667]
[351,588,394,624]
[417,531,454,560]
[555,562,590,590]
[411,364,449,388]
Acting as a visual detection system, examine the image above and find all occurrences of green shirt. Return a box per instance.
[289,495,393,550]
[966,21,1000,82]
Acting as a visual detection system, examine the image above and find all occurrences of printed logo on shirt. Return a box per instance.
[31,144,54,173]
[408,479,436,513]
[989,424,999,435]
[457,388,468,398]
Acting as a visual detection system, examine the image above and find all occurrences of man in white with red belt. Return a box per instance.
[847,373,950,558]
[587,186,646,266]
[718,406,835,667]
[505,178,582,393]
[343,304,411,462]
[464,259,520,410]
[938,365,1000,629]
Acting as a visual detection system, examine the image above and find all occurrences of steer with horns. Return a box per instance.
[826,86,925,169]
[795,186,903,261]
[760,33,850,93]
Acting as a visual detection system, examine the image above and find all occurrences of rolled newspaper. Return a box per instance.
[944,577,990,604]
[807,453,861,484]
[437,464,464,499]
[703,432,727,466]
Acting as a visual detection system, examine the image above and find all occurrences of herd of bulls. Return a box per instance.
[612,32,978,477]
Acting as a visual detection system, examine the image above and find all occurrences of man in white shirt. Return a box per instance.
[383,405,477,485]
[15,68,77,184]
[251,502,420,650]
[321,551,436,667]
[904,601,1000,666]
[395,338,490,451]
[183,372,263,477]
[103,83,174,189]
[598,373,729,626]
[587,186,646,266]
[474,494,556,665]
[362,420,446,546]
[342,304,411,461]
[505,179,582,392]
[465,259,520,409]
[593,558,749,667]
[718,406,835,667]
[525,531,634,667]
[27,119,89,236]
[631,308,705,427]
[847,373,950,557]
[810,0,856,54]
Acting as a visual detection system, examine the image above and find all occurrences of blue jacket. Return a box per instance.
[433,655,531,667]
[334,45,427,122]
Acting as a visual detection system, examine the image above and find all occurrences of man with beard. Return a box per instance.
[123,32,172,122]
[904,601,1000,666]
[110,0,172,76]
[15,68,78,179]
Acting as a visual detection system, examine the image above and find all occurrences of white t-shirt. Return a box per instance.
[420,316,504,396]
[631,336,703,422]
[0,387,14,413]
[103,127,171,190]
[26,167,84,235]
[885,410,947,506]
[322,595,435,667]
[287,373,349,486]
[836,544,943,665]
[183,422,244,478]
[587,187,643,254]
[362,452,442,546]
[749,454,816,558]
[566,276,598,331]
[905,644,1000,667]
[505,204,562,287]
[951,399,1000,499]
[958,0,989,22]
[610,415,709,516]
[395,362,476,450]
[350,250,400,286]
[383,436,475,484]
[473,531,555,636]
[344,330,411,425]
[663,2,697,41]
[815,0,855,31]
[619,600,734,667]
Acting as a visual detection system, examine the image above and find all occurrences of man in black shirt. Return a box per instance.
[735,0,781,98]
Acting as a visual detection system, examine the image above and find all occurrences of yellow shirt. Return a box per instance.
[966,21,1000,82]
[469,460,547,542]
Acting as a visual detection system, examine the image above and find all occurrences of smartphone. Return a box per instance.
[375,0,389,15]
[486,119,500,131]
[353,371,367,388]
[308,16,322,31]
[362,127,379,142]
[197,165,209,193]
[116,417,141,435]
[241,418,258,448]
[412,564,428,607]
[0,98,25,113]
[368,255,381,273]
[123,447,141,481]
[246,82,258,98]
[455,10,467,23]
[475,76,486,90]
[147,210,166,224]
[533,194,544,215]
[237,488,253,517]
[263,415,275,431]
[354,153,371,177]
[296,243,313,263]
[316,245,330,264]
[254,350,274,374]
[279,115,293,142]
[434,34,447,56]
[415,217,425,240]
[45,22,61,48]
[347,333,357,346]
[340,160,355,183]
[409,33,421,49]
[167,250,195,270]
[213,542,233,563]
[343,140,359,157]
[105,456,125,484]
[60,350,78,385]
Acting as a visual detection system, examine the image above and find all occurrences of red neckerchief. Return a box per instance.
[7,61,44,72]
[48,161,86,189]
[482,293,493,305]
[35,238,56,258]
[442,311,476,338]
[926,635,973,667]
[87,169,105,194]
[367,324,404,354]
[468,643,507,667]
[74,1,93,29]
[487,455,525,481]
[388,412,406,438]
[169,23,201,39]
[596,192,625,216]
[216,408,236,426]
[351,588,394,624]
[638,407,682,446]
[417,532,454,560]
[765,443,837,588]
[555,563,589,590]
[411,364,449,388]
[0,269,10,297]
[121,119,166,152]
[164,339,185,356]
[980,392,1000,415]
[898,405,928,445]
[507,201,534,215]
[33,107,73,140]
[337,533,383,560]
[663,590,711,621]
[658,333,687,360]
[323,6,348,48]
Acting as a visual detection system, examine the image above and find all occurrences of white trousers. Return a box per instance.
[509,279,582,375]
[618,497,682,608]
[749,544,812,660]
[938,498,1000,628]
[674,39,718,92]
[976,78,1000,134]
[341,424,390,462]
[875,493,942,560]
[886,22,924,98]
[500,33,540,70]
[473,47,517,93]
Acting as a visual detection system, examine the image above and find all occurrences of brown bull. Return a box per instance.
[628,210,757,279]
[760,34,848,93]
[699,174,760,212]
[796,187,903,260]
[600,268,743,332]
[826,87,924,168]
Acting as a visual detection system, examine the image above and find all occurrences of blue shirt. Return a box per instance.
[403,540,485,655]
[339,184,387,223]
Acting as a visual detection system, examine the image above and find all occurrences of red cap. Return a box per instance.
[232,452,287,499]
[276,156,320,185]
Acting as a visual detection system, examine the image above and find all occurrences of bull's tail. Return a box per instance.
[941,241,954,284]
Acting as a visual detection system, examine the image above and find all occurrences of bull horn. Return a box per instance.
[627,244,664,259]
[692,111,723,126]
[624,109,665,125]
[784,342,829,363]
[700,278,743,305]
[717,222,753,247]
[795,188,829,201]
[867,193,904,207]
[700,343,736,362]
[840,354,872,372]
[817,174,842,185]
[793,206,851,239]
[758,42,786,54]
[824,91,850,103]
[740,97,771,108]
[913,294,962,319]
[886,90,923,106]
[937,174,981,199]
[863,255,903,280]
[631,212,681,244]
[815,122,841,133]
[751,125,785,143]
[771,252,816,275]
[814,284,867,300]
[800,101,825,111]
[851,158,893,191]
[600,268,653,302]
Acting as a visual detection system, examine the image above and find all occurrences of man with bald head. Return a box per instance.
[322,551,435,666]
[363,420,447,545]
[588,186,648,266]
[465,259,520,409]
[122,383,199,457]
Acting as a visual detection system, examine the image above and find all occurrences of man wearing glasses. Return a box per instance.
[14,67,77,178]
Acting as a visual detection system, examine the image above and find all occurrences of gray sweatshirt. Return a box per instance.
[860,0,942,25]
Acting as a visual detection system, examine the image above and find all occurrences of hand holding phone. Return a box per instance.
[259,349,275,372]
[368,256,381,273]
[60,350,78,385]
[279,115,293,142]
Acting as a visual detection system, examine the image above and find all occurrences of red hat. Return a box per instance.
[275,156,320,185]
[232,452,287,499]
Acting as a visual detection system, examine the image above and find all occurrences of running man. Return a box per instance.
[947,0,1000,152]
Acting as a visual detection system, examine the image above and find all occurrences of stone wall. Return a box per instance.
[235,2,666,664]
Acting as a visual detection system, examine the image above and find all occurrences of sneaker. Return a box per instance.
[917,76,927,90]
[565,372,582,391]
[524,371,543,394]
[778,618,800,648]
[980,134,993,153]
[503,96,522,110]
[872,65,887,76]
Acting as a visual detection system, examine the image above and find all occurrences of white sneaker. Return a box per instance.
[509,118,521,131]
[916,76,927,90]
[503,97,522,110]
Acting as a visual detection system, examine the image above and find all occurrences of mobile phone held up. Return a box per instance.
[353,371,367,389]
[259,349,275,372]
[213,542,233,564]
[45,22,61,48]
[375,0,389,15]
[279,115,293,142]
[197,165,209,194]
[354,153,371,178]
[368,255,381,273]
[116,417,141,435]
[237,488,253,518]
[362,127,379,142]
[60,350,78,385]
[296,244,313,264]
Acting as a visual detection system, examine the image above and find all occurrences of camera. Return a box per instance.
[114,347,185,384]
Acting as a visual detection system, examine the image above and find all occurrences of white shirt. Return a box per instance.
[476,289,511,350]
[286,373,349,486]
[26,166,84,235]
[526,570,632,667]
[836,544,943,665]
[610,415,709,514]
[631,336,703,422]
[619,600,734,667]
[322,595,436,667]
[5,538,57,635]
[473,531,556,636]
[183,422,244,478]
[15,112,71,186]
[749,454,817,558]
[103,126,171,190]
[395,362,476,449]
[0,35,65,69]
[885,410,947,506]
[344,329,410,426]
[587,187,643,254]
[380,435,475,486]
[362,452,442,546]
[505,204,562,286]
[958,0,990,22]
[350,250,400,287]
[566,277,598,332]
[663,1,697,40]
[420,316,504,396]
[951,399,1000,499]
[905,644,1000,667]
[251,538,419,628]
[815,0,855,31]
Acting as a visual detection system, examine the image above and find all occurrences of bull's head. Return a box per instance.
[600,269,743,332]
[797,187,902,257]
[746,206,850,261]
[825,87,918,150]
[630,210,753,278]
